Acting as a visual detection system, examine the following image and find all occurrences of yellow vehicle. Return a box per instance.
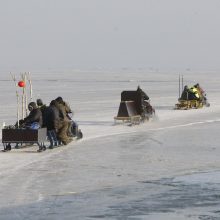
[174,76,209,110]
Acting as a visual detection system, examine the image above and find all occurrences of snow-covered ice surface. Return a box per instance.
[0,70,220,219]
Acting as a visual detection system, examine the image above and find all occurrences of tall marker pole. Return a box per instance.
[10,73,20,127]
[27,72,33,101]
[20,73,25,119]
[181,75,184,93]
[24,73,28,117]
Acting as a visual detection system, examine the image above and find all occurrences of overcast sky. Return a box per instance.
[0,0,220,72]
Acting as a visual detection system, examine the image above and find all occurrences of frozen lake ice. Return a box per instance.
[0,70,220,219]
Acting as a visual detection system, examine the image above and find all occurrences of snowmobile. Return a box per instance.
[174,76,210,110]
[175,87,210,110]
[114,90,155,125]
[69,120,83,139]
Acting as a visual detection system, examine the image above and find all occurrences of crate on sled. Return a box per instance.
[175,99,203,110]
[114,91,146,125]
[2,128,47,152]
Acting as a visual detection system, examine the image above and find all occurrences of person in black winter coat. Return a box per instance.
[20,102,43,128]
[179,85,190,100]
[43,100,60,131]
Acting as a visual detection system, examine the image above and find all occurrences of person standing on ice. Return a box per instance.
[42,100,60,131]
[54,98,73,145]
[55,96,73,137]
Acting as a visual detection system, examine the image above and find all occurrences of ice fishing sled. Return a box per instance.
[2,127,47,152]
[114,90,155,125]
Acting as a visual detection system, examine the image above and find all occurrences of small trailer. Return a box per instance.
[2,127,47,152]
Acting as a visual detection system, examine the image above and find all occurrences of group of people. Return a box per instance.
[179,83,208,106]
[19,97,74,146]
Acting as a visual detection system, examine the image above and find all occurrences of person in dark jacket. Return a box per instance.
[43,100,60,131]
[179,85,190,100]
[20,102,43,128]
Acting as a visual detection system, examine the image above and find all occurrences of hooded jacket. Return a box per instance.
[24,102,43,127]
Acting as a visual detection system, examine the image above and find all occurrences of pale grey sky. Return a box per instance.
[0,0,220,72]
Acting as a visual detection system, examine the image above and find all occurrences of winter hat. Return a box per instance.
[37,99,43,106]
[28,102,37,110]
[50,100,57,106]
[55,97,63,103]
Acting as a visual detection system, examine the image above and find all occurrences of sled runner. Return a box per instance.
[2,127,47,152]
